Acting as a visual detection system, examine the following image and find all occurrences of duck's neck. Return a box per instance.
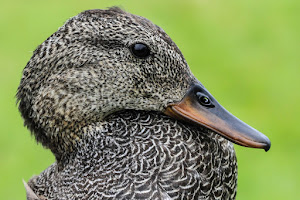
[34,110,238,199]
[66,110,236,165]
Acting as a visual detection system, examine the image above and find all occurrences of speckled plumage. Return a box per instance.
[28,111,237,199]
[18,8,238,199]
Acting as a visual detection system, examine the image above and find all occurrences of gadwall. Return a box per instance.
[17,7,270,200]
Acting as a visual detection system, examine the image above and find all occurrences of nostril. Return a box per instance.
[200,96,210,105]
[196,92,215,108]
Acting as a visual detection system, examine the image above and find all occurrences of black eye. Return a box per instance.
[130,43,151,58]
[196,92,215,108]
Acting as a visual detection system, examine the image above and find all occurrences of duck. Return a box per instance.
[17,7,271,200]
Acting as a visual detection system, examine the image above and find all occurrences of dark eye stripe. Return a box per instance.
[130,43,150,58]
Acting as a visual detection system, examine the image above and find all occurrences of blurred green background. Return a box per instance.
[1,0,299,199]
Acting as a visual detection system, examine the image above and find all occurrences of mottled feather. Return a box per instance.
[18,8,238,200]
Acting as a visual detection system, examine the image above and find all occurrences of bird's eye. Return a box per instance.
[196,92,215,108]
[130,43,151,58]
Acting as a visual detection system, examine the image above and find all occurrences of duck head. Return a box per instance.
[17,8,270,159]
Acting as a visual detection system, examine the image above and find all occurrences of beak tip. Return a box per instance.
[263,139,271,152]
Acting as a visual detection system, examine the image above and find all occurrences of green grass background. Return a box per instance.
[1,0,299,199]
